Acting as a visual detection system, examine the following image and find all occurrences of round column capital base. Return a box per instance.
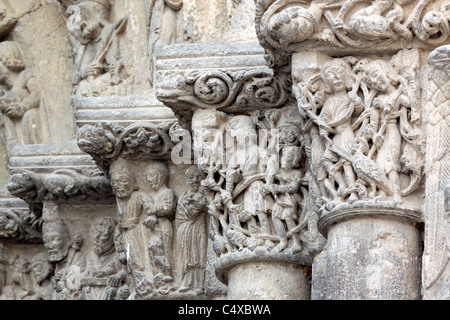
[214,248,312,285]
[318,201,422,237]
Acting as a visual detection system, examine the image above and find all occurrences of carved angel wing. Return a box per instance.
[423,45,450,291]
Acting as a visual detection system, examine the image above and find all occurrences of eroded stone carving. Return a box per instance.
[42,219,86,300]
[423,44,450,297]
[193,107,321,257]
[81,217,127,300]
[255,0,450,69]
[77,122,175,174]
[175,165,208,294]
[67,0,127,97]
[0,40,43,147]
[7,168,114,215]
[293,49,423,213]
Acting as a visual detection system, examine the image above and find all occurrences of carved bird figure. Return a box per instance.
[350,139,393,198]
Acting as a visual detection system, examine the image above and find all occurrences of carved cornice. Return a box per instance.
[155,41,292,129]
[6,142,114,215]
[255,0,450,70]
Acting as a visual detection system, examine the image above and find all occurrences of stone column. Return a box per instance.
[251,0,448,300]
[317,206,422,300]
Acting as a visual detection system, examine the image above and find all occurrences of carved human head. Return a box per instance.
[93,217,116,256]
[281,146,303,170]
[146,162,169,191]
[42,220,71,263]
[267,6,318,48]
[185,165,206,192]
[30,252,53,285]
[322,59,351,93]
[110,159,137,199]
[73,0,111,39]
[362,60,397,92]
[0,41,25,81]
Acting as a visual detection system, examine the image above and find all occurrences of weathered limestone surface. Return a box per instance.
[0,0,449,301]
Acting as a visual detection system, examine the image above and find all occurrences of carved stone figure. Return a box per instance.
[293,50,421,212]
[42,220,86,300]
[142,161,176,294]
[29,253,54,300]
[81,217,126,300]
[67,0,127,97]
[0,40,43,147]
[175,165,208,294]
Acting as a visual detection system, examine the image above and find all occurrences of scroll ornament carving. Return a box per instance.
[255,0,450,69]
[156,69,291,129]
[66,0,128,97]
[193,107,325,257]
[0,41,43,147]
[293,49,423,214]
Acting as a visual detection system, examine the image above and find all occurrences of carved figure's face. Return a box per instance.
[363,68,389,92]
[281,147,300,170]
[43,230,69,263]
[30,259,51,284]
[93,220,114,256]
[186,171,202,192]
[146,169,163,191]
[74,4,103,40]
[111,173,134,199]
[324,65,346,92]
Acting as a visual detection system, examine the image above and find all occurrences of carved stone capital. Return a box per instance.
[255,0,450,70]
[155,41,291,129]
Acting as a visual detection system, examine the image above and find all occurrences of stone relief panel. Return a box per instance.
[0,40,43,148]
[66,0,128,97]
[255,0,450,70]
[108,159,210,299]
[192,106,324,258]
[292,49,424,216]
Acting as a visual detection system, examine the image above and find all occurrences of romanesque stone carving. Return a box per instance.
[110,159,178,299]
[0,40,43,147]
[175,165,208,294]
[81,217,127,300]
[255,0,450,69]
[193,106,322,257]
[293,49,423,213]
[156,68,290,129]
[66,0,127,97]
[77,122,175,174]
[42,219,86,300]
[28,252,54,300]
[7,168,114,215]
[423,44,450,297]
[0,209,41,242]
